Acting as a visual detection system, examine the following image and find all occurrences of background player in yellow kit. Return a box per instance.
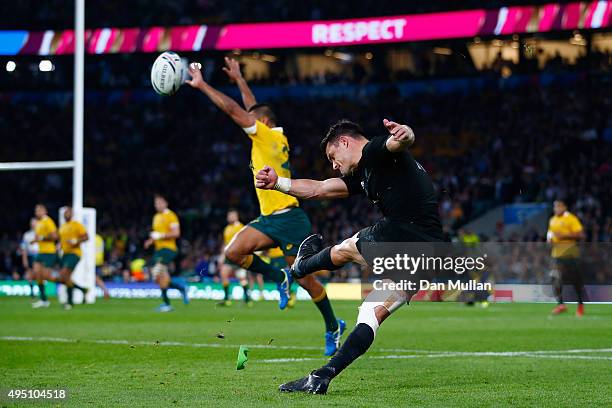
[94,233,110,299]
[186,58,345,355]
[258,246,293,305]
[144,194,188,312]
[547,200,586,317]
[58,205,89,310]
[218,208,252,306]
[31,204,58,309]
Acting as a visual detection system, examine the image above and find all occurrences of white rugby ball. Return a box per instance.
[151,51,185,96]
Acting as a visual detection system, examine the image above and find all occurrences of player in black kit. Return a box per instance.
[255,118,444,394]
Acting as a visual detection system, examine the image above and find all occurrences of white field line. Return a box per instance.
[2,336,611,363]
[376,348,612,355]
[373,353,612,360]
[0,336,321,350]
[259,353,612,363]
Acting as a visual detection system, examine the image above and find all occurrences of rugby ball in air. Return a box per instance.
[151,51,185,96]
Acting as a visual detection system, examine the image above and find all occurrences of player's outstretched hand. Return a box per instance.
[255,165,278,190]
[383,118,414,144]
[222,57,243,82]
[185,62,204,88]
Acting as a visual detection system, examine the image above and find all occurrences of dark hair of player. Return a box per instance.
[154,193,167,202]
[320,119,366,151]
[248,103,277,126]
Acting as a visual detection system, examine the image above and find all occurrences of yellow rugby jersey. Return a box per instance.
[35,215,57,254]
[95,234,104,266]
[223,222,244,245]
[548,211,583,258]
[245,120,299,215]
[258,247,284,264]
[59,220,87,257]
[153,209,179,251]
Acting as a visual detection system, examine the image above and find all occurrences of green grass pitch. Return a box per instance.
[1,297,611,407]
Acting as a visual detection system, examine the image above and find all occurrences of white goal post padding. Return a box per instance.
[57,207,97,304]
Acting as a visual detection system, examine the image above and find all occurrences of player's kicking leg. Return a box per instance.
[287,259,345,356]
[280,233,409,394]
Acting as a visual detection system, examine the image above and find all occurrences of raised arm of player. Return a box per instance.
[185,62,255,129]
[222,57,257,110]
[255,165,349,200]
[383,118,415,152]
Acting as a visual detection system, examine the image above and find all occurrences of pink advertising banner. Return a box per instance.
[216,1,612,49]
[0,1,610,55]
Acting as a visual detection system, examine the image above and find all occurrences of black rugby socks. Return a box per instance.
[314,323,375,379]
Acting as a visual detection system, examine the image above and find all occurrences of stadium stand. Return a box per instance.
[1,66,610,281]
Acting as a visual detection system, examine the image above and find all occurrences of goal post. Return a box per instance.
[0,0,95,301]
[0,161,75,171]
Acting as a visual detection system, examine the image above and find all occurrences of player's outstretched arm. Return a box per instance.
[383,118,415,152]
[255,165,349,200]
[185,62,255,129]
[223,57,257,110]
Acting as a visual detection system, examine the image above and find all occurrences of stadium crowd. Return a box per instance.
[2,46,610,93]
[1,67,610,284]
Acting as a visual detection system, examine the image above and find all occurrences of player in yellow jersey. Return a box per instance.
[94,233,110,299]
[187,58,345,355]
[547,200,585,317]
[256,246,285,301]
[144,194,188,312]
[248,256,266,301]
[58,206,89,310]
[31,204,58,308]
[218,209,252,306]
